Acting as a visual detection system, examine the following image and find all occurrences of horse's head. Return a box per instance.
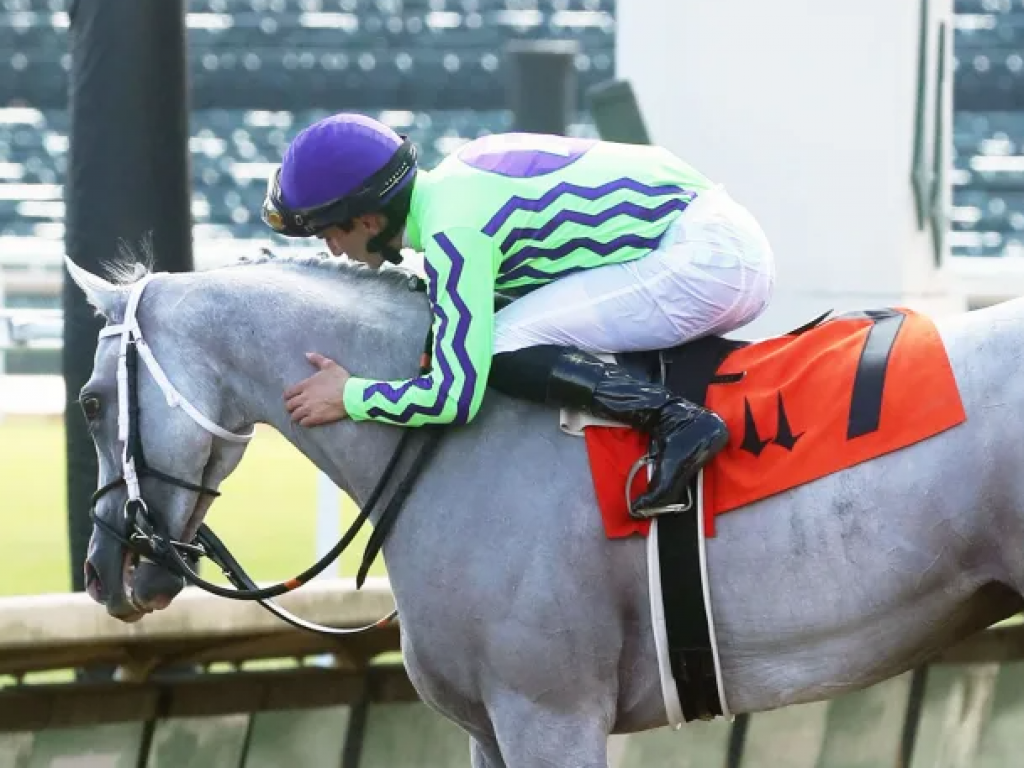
[64,254,254,622]
[64,246,433,622]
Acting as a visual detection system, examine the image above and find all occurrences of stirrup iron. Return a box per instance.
[625,454,694,520]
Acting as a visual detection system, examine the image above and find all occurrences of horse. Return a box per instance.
[64,247,1024,768]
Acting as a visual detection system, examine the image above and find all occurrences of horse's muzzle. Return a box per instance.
[85,526,185,620]
[130,560,185,611]
[85,529,145,621]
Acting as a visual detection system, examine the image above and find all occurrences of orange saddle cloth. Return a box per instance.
[584,308,968,538]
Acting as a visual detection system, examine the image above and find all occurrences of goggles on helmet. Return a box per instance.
[261,138,418,237]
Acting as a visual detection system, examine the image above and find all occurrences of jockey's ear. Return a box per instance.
[353,212,388,237]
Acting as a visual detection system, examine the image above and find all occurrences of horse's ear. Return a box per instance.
[63,255,127,320]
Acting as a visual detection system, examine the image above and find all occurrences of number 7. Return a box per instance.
[847,309,905,439]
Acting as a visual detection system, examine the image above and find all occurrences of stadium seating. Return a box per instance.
[952,109,1024,255]
[954,0,1021,15]
[0,107,597,243]
[0,0,615,110]
[0,0,1022,258]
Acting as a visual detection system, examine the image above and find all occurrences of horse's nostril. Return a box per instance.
[84,561,105,602]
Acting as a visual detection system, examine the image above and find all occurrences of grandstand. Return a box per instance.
[0,0,610,254]
[954,0,1024,258]
[0,0,1022,291]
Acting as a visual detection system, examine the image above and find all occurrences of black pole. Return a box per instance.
[64,0,193,594]
[505,39,580,136]
[586,79,653,145]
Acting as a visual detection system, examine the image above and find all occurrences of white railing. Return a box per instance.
[0,308,63,352]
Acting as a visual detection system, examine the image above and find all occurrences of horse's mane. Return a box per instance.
[101,236,419,296]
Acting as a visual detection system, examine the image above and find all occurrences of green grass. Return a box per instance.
[0,415,386,597]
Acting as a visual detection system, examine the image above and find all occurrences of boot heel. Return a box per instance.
[631,410,730,516]
[627,457,695,520]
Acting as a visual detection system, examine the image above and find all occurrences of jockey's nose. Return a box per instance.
[323,235,344,257]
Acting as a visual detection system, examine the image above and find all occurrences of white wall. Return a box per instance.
[617,0,962,336]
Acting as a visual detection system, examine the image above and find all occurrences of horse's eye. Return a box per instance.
[81,395,102,421]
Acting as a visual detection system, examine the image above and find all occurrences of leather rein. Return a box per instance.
[88,272,442,637]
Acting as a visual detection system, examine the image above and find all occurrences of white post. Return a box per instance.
[314,470,341,579]
[0,272,7,379]
[0,275,7,426]
[616,0,962,336]
[311,469,345,666]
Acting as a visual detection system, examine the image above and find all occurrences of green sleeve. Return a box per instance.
[343,227,496,427]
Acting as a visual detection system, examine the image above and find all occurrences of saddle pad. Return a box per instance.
[584,307,966,539]
[584,425,653,538]
[701,307,965,533]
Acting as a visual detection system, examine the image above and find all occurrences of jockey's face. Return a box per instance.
[320,213,398,270]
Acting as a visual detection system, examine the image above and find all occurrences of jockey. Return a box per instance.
[264,113,775,518]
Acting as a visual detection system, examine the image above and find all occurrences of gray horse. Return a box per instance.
[65,248,1023,767]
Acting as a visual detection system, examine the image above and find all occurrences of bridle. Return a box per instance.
[89,272,442,636]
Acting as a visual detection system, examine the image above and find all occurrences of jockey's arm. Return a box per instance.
[342,227,497,427]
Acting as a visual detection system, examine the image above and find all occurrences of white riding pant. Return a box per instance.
[493,185,776,355]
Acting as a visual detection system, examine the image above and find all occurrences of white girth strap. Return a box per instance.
[97,274,254,502]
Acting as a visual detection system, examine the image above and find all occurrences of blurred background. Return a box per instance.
[1,0,1024,765]
[0,0,617,599]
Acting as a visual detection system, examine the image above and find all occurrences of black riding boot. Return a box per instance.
[489,345,730,518]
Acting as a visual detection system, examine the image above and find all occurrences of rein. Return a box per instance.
[89,272,442,637]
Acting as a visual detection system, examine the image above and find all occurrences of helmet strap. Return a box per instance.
[366,173,416,265]
[367,218,405,265]
[378,244,405,265]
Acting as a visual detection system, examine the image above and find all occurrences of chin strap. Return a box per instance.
[376,244,405,265]
[367,216,406,264]
[367,174,416,265]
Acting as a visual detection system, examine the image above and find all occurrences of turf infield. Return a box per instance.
[0,415,385,597]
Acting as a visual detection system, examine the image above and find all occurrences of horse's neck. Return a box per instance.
[208,268,423,517]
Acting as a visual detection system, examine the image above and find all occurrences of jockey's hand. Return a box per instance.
[284,352,351,427]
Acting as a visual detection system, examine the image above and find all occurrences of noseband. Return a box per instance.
[89,273,440,636]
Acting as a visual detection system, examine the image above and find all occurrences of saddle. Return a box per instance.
[558,311,830,438]
[556,307,967,722]
[556,320,793,724]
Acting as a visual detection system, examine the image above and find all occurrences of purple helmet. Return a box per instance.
[261,113,418,239]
